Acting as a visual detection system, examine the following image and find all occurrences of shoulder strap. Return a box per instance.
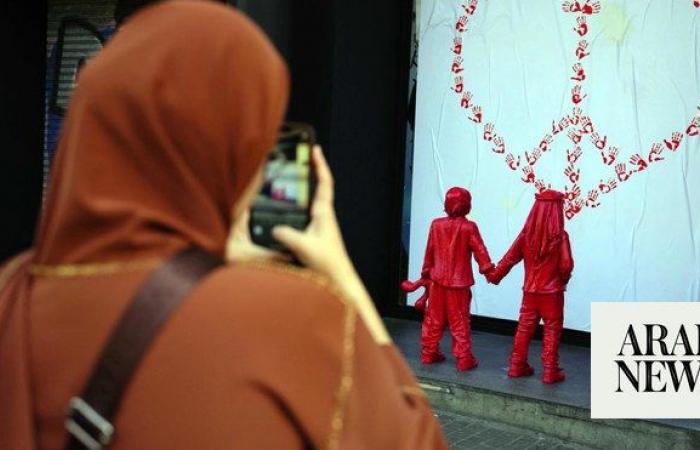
[64,247,223,450]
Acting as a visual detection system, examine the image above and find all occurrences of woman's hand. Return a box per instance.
[226,208,291,264]
[273,146,391,345]
[272,146,355,282]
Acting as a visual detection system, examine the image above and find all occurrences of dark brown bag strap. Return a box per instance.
[64,247,223,450]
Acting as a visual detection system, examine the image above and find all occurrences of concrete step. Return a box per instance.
[386,318,700,450]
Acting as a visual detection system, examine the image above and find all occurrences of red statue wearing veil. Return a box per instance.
[402,187,494,371]
[488,190,574,384]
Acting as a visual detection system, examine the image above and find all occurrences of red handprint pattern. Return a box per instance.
[573,16,588,36]
[663,132,683,151]
[492,136,506,154]
[521,165,536,183]
[629,154,648,172]
[448,1,696,220]
[483,122,494,141]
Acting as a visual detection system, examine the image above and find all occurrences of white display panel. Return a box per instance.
[408,0,700,331]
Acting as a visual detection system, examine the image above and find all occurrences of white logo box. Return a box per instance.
[591,302,700,419]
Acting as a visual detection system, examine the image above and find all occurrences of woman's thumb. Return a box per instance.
[272,226,307,255]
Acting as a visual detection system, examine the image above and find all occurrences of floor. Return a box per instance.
[386,317,591,409]
[435,409,593,450]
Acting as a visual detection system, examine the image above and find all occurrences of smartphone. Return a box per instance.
[249,122,316,252]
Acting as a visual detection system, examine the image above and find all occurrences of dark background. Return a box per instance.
[0,0,588,344]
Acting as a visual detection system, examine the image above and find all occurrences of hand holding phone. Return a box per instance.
[249,123,316,253]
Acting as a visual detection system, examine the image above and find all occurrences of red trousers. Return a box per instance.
[510,292,564,371]
[421,284,473,361]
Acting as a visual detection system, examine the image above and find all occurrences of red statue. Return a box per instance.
[487,190,574,384]
[402,187,494,371]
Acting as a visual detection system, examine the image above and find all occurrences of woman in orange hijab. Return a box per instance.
[0,1,447,449]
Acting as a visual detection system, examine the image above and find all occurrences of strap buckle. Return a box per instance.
[65,397,115,450]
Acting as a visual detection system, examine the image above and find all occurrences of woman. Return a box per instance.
[0,2,447,449]
[487,190,574,384]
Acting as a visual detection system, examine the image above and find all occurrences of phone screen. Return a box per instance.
[250,126,313,251]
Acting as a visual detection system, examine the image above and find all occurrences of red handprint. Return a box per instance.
[535,179,550,193]
[663,131,683,151]
[451,56,464,74]
[505,153,520,170]
[648,143,664,163]
[629,153,648,172]
[559,117,571,129]
[468,105,482,123]
[695,0,700,8]
[525,148,541,165]
[539,134,553,151]
[452,75,463,93]
[574,16,588,36]
[460,91,473,108]
[463,0,478,15]
[572,85,587,104]
[483,122,495,141]
[521,165,535,183]
[686,117,700,137]
[579,115,594,134]
[571,63,586,81]
[452,36,463,55]
[564,183,581,201]
[581,0,601,15]
[601,146,618,165]
[586,189,600,208]
[564,164,580,183]
[615,163,631,182]
[568,129,582,144]
[552,120,562,135]
[598,178,615,193]
[562,1,582,12]
[492,136,506,154]
[456,15,468,32]
[590,132,607,150]
[570,107,583,125]
[567,146,582,164]
[575,40,590,60]
[565,199,584,220]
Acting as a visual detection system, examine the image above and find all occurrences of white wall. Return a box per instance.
[409,0,700,331]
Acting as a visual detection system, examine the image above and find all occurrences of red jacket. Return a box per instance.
[494,230,574,294]
[421,217,494,288]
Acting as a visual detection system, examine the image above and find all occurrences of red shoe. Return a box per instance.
[421,351,446,365]
[456,356,479,372]
[507,363,534,378]
[542,369,566,384]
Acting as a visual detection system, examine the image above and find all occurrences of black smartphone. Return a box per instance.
[249,122,316,252]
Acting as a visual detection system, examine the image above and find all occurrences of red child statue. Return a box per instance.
[487,190,574,384]
[402,187,494,371]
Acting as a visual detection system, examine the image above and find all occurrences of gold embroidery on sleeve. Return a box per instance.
[326,303,357,450]
[30,258,162,277]
[401,385,428,398]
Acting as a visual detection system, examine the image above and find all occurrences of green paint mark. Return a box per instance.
[601,3,630,43]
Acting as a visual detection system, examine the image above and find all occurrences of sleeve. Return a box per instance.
[337,318,449,450]
[490,231,525,283]
[249,276,448,450]
[468,222,495,275]
[559,232,574,283]
[421,223,435,279]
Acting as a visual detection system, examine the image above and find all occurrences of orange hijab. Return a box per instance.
[1,2,288,448]
[35,0,289,266]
